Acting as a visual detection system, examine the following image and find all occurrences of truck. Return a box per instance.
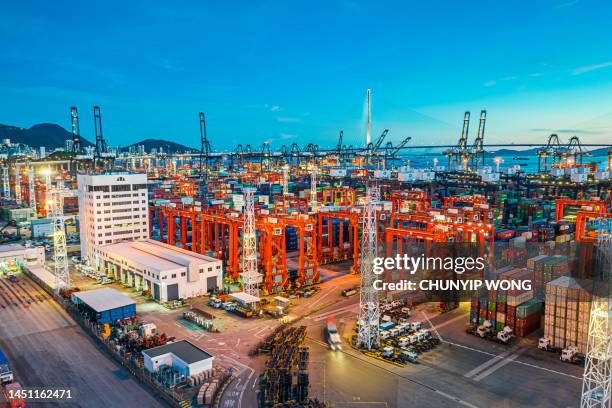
[466,320,513,345]
[538,337,562,353]
[341,288,357,297]
[399,347,419,363]
[559,345,585,365]
[325,316,342,351]
[0,350,13,384]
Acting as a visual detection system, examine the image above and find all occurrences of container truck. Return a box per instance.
[325,316,342,351]
[3,382,25,408]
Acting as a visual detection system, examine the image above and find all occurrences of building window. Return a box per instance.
[171,274,176,278]
[181,272,186,277]
[111,184,131,192]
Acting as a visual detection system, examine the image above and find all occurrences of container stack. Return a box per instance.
[286,226,298,251]
[543,276,591,353]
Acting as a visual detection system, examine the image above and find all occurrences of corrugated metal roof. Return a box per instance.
[142,340,212,364]
[73,288,136,312]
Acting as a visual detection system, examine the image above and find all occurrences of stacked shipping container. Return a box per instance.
[543,276,591,354]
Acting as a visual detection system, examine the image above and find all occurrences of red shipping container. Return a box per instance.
[506,316,516,330]
[506,305,516,319]
[480,309,488,318]
[515,313,541,337]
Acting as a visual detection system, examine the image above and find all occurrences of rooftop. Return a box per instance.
[142,340,212,364]
[98,239,220,273]
[73,288,136,312]
[0,243,26,253]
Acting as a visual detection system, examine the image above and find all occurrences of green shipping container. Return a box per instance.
[488,301,496,312]
[496,322,505,331]
[516,299,542,319]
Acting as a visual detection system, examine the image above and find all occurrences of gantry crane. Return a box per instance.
[383,136,412,169]
[70,107,82,155]
[93,106,111,168]
[199,112,211,181]
[444,111,471,172]
[470,110,487,170]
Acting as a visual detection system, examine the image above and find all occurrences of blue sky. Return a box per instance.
[1,0,612,150]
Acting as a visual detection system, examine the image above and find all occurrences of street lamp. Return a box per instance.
[494,157,503,172]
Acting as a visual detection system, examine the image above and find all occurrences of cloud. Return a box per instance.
[554,0,580,9]
[157,58,181,71]
[529,72,544,77]
[572,61,612,75]
[529,128,605,135]
[483,76,518,87]
[276,116,302,123]
[270,105,281,112]
[280,133,297,140]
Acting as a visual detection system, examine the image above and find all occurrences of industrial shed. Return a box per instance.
[71,288,136,324]
[142,340,214,377]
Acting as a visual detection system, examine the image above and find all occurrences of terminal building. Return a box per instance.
[142,340,214,377]
[77,172,149,262]
[93,239,222,302]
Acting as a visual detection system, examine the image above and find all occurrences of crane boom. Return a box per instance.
[371,129,389,153]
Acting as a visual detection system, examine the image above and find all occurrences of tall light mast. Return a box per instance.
[28,166,36,216]
[366,89,372,146]
[283,164,290,197]
[14,168,21,205]
[51,188,70,292]
[357,185,380,350]
[240,188,261,299]
[581,219,612,408]
[2,166,10,199]
[310,165,318,212]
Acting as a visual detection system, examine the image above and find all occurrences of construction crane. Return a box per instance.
[70,107,81,155]
[93,106,109,167]
[470,110,487,170]
[444,111,470,171]
[240,188,262,300]
[581,218,612,408]
[199,112,211,180]
[357,185,380,350]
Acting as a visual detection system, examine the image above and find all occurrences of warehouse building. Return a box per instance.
[93,239,222,302]
[71,288,136,324]
[142,340,214,376]
[0,243,45,267]
[77,172,149,262]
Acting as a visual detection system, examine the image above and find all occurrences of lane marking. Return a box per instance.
[472,349,525,382]
[464,348,517,378]
[307,285,338,309]
[435,391,480,408]
[429,314,468,330]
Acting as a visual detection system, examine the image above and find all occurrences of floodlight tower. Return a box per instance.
[310,165,318,212]
[2,166,10,199]
[50,188,70,292]
[28,166,36,215]
[240,188,262,299]
[581,219,612,408]
[283,164,290,197]
[357,185,381,350]
[14,169,21,204]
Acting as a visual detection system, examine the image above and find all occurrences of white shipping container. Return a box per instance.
[570,173,588,183]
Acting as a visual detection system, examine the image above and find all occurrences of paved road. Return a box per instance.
[0,271,167,408]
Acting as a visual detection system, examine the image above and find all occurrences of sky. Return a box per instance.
[1,0,612,150]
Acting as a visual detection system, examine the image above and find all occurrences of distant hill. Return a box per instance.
[0,123,93,148]
[486,147,609,157]
[123,139,195,154]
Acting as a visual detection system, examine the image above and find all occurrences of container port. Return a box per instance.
[3,3,612,407]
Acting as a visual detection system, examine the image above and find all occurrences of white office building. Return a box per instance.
[93,239,223,302]
[77,172,149,262]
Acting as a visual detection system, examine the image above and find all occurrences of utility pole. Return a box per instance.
[240,188,262,300]
[581,218,612,408]
[357,185,380,350]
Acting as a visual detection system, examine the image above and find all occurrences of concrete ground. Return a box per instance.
[54,257,585,408]
[0,270,167,408]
